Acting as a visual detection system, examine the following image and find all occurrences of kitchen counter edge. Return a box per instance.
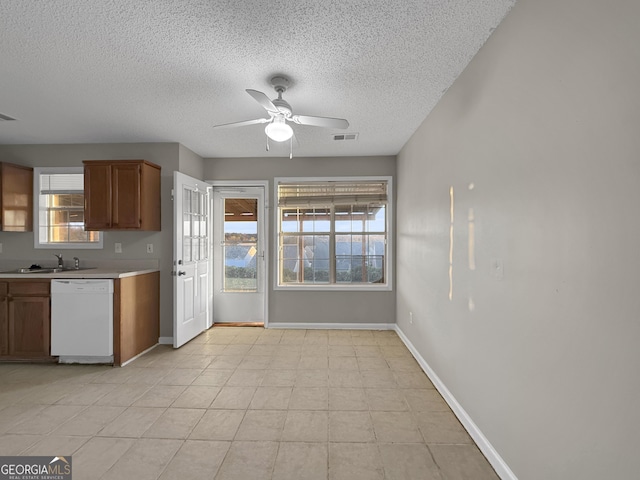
[0,268,160,279]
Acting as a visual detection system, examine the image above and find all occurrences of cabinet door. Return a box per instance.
[84,163,112,230]
[1,163,33,232]
[112,163,142,228]
[8,296,50,357]
[0,296,8,356]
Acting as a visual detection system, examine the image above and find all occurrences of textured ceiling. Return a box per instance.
[0,0,515,159]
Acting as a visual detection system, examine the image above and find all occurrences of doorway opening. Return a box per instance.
[211,183,268,326]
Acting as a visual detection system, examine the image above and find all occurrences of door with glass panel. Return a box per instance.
[212,187,266,324]
[173,172,211,348]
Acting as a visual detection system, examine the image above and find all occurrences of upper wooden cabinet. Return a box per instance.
[0,162,33,232]
[83,160,161,231]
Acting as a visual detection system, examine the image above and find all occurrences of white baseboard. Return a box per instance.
[394,326,517,480]
[158,337,173,345]
[267,322,396,330]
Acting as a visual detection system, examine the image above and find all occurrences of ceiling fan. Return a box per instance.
[213,75,349,155]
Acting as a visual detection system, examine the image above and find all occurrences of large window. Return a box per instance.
[276,178,391,289]
[34,167,102,249]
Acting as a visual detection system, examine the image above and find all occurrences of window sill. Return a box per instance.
[274,284,392,292]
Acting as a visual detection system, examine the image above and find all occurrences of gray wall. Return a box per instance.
[0,143,183,338]
[179,144,204,180]
[204,156,396,325]
[396,0,640,478]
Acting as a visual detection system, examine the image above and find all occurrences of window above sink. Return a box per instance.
[34,167,103,250]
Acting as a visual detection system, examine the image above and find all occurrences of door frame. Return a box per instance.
[207,180,269,327]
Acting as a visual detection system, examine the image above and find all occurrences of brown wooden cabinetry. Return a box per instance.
[0,162,33,232]
[0,282,8,356]
[0,273,160,364]
[113,272,160,366]
[84,159,161,231]
[0,280,51,359]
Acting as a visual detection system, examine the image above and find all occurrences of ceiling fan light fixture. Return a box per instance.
[265,116,293,142]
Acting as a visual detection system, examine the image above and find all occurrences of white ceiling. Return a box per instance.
[0,0,515,159]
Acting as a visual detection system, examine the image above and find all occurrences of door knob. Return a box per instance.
[178,271,186,276]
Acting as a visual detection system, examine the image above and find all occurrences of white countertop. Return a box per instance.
[0,268,159,279]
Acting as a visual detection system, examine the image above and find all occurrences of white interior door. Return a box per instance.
[212,186,267,323]
[173,172,212,348]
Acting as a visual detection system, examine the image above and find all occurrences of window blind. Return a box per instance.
[40,173,84,194]
[278,181,387,207]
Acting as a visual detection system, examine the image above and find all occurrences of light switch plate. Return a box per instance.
[146,243,153,254]
[115,242,122,254]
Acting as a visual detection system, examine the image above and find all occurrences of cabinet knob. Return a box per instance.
[177,271,186,276]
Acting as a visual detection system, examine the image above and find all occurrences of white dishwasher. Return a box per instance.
[51,279,114,364]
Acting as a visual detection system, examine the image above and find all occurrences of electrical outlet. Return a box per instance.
[409,311,413,324]
[115,242,122,254]
[146,243,153,254]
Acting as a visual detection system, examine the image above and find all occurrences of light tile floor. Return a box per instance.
[0,328,499,479]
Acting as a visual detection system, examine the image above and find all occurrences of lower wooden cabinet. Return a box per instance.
[0,287,8,356]
[0,274,159,364]
[9,296,50,357]
[0,280,51,359]
[113,272,160,366]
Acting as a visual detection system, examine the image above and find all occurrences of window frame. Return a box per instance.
[33,166,104,250]
[274,176,393,292]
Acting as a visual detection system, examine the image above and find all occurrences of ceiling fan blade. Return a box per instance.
[246,89,279,114]
[291,115,349,129]
[213,117,270,129]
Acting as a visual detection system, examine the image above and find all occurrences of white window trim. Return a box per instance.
[273,176,393,292]
[33,166,104,250]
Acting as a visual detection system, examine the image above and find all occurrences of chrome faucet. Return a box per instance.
[53,253,63,268]
[73,257,80,270]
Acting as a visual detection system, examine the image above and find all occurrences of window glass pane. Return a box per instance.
[300,208,330,233]
[300,235,330,283]
[304,260,329,283]
[350,205,368,233]
[193,215,200,237]
[281,209,300,233]
[49,226,68,242]
[192,190,200,214]
[69,209,84,224]
[224,244,257,291]
[200,219,207,239]
[335,206,352,232]
[224,197,258,291]
[200,239,207,260]
[183,188,191,214]
[183,214,191,237]
[69,226,88,242]
[193,237,200,261]
[50,210,69,226]
[367,205,386,232]
[280,235,300,283]
[183,238,192,262]
[70,194,84,207]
